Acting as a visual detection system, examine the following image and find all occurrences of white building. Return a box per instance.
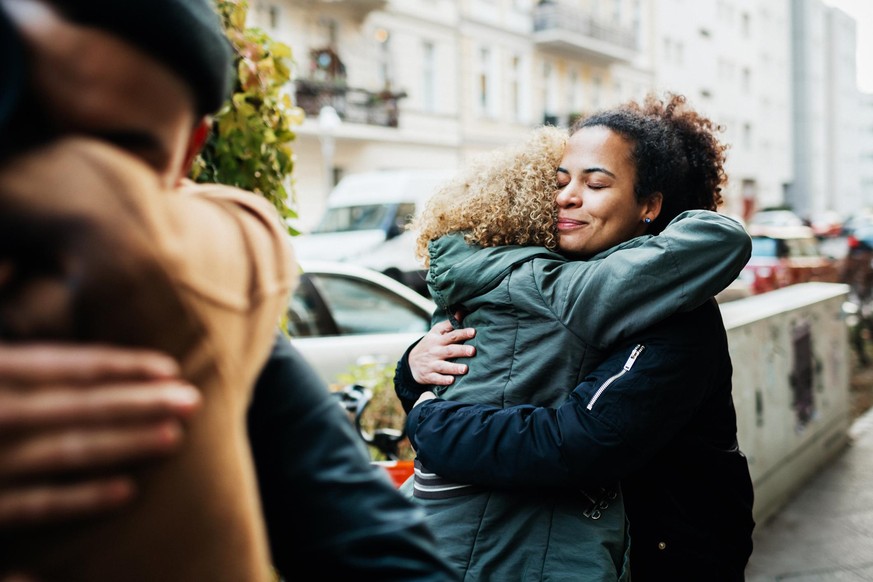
[648,0,793,220]
[249,0,859,231]
[861,92,873,210]
[788,0,862,220]
[252,0,645,231]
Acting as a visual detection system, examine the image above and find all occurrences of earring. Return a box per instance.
[644,217,652,224]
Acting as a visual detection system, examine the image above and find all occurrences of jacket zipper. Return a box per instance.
[586,344,646,411]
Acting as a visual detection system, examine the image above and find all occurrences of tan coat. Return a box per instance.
[0,138,296,581]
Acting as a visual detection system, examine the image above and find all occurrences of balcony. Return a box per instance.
[294,79,407,128]
[533,2,638,63]
[302,0,387,20]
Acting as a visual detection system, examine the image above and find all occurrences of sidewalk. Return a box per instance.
[745,407,873,581]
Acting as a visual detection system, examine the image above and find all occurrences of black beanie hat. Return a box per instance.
[50,0,234,117]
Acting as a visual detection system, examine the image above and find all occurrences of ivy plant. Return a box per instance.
[192,0,304,234]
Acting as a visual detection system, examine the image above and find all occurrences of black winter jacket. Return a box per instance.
[396,300,755,581]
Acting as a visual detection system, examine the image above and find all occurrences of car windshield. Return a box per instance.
[751,237,779,257]
[751,236,820,259]
[314,204,391,233]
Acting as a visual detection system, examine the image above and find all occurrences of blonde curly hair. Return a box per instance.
[412,126,567,266]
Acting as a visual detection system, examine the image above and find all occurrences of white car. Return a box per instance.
[288,260,436,386]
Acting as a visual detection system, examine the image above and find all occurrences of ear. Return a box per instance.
[643,191,663,222]
[181,117,212,176]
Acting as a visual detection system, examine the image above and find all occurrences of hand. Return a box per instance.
[0,344,201,528]
[413,391,437,408]
[408,320,475,386]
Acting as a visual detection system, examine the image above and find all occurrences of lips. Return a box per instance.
[557,217,587,231]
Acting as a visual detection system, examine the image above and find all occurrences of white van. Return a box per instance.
[291,169,452,296]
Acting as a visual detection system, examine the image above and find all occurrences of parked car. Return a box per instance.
[842,210,873,237]
[742,225,842,294]
[849,224,873,252]
[291,169,452,296]
[748,209,805,229]
[288,260,436,386]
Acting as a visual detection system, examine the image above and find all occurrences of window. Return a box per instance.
[568,70,583,114]
[592,75,602,110]
[287,272,431,338]
[422,41,436,112]
[378,32,392,89]
[543,61,558,119]
[314,205,391,233]
[477,47,494,116]
[509,55,523,121]
[632,0,641,40]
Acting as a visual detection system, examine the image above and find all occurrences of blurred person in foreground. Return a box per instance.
[0,0,456,580]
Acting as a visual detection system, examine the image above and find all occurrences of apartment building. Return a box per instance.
[251,0,646,231]
[861,92,873,209]
[789,0,863,220]
[646,0,793,219]
[250,0,859,231]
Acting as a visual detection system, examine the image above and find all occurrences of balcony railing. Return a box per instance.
[533,2,638,62]
[313,0,386,8]
[309,0,387,19]
[295,79,407,128]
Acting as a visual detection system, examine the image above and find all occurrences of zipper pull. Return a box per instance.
[623,344,646,371]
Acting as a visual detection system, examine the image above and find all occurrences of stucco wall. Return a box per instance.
[721,282,852,524]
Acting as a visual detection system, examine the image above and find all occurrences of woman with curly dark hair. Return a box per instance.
[396,93,756,581]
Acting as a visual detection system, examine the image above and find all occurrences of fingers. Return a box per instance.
[409,321,476,385]
[0,382,201,429]
[0,344,180,386]
[0,476,135,528]
[0,420,184,480]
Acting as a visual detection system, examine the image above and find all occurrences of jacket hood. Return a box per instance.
[427,233,560,312]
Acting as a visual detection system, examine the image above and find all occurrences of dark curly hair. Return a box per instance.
[571,92,728,235]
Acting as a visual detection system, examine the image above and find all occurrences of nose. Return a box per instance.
[556,181,581,209]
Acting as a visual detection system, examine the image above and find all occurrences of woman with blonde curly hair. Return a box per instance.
[412,125,566,263]
[398,93,753,581]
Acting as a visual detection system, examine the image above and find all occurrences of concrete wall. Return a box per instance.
[721,282,852,525]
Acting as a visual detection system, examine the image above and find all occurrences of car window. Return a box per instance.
[313,204,391,233]
[393,202,417,229]
[287,276,338,338]
[307,273,431,335]
[751,237,779,257]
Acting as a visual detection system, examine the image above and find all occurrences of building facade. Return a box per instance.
[250,0,862,231]
[788,0,863,220]
[861,92,873,210]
